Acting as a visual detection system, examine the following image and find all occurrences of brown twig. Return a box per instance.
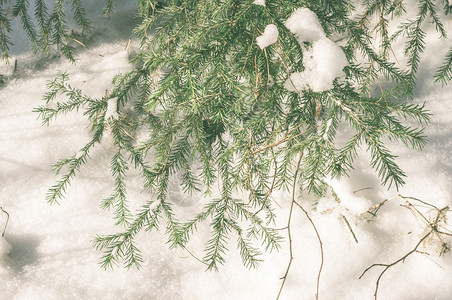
[359,199,389,219]
[359,231,432,299]
[360,194,451,299]
[71,38,88,49]
[276,154,303,300]
[182,245,209,266]
[342,215,358,244]
[253,155,279,216]
[1,207,9,237]
[293,200,324,300]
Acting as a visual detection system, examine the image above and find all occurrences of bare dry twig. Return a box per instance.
[293,200,324,300]
[359,194,451,299]
[342,215,358,244]
[276,153,324,300]
[276,155,303,300]
[1,207,9,237]
[359,230,432,299]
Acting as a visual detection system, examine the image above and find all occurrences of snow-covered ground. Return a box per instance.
[0,2,451,299]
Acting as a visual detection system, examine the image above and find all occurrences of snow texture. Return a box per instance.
[253,0,265,6]
[285,7,326,43]
[323,118,333,140]
[284,8,348,92]
[75,150,85,159]
[256,24,279,49]
[105,97,118,120]
[0,2,451,299]
[0,237,12,259]
[326,179,372,215]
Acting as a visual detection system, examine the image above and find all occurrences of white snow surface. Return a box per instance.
[105,97,119,120]
[285,7,326,43]
[253,0,265,6]
[285,37,348,92]
[284,8,348,92]
[0,2,452,300]
[0,237,12,258]
[256,24,279,49]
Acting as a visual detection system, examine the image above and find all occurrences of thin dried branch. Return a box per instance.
[293,200,324,300]
[276,154,302,300]
[359,199,389,219]
[359,230,432,300]
[342,214,358,244]
[360,194,451,299]
[182,245,209,266]
[1,207,9,237]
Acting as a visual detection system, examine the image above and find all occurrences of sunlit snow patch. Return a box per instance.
[326,179,372,215]
[256,24,279,50]
[253,0,265,6]
[285,7,325,43]
[284,8,348,92]
[0,237,12,260]
[105,97,119,120]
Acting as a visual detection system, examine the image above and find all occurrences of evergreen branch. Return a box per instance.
[34,0,51,54]
[365,132,406,189]
[160,199,184,249]
[108,148,132,225]
[179,198,223,245]
[224,217,263,269]
[303,141,329,196]
[46,121,105,204]
[50,0,76,61]
[46,155,88,205]
[13,0,39,48]
[0,8,12,61]
[34,73,92,125]
[31,0,443,274]
[104,0,116,16]
[331,131,363,178]
[204,198,230,271]
[94,199,162,269]
[434,47,452,85]
[347,23,408,83]
[70,0,92,33]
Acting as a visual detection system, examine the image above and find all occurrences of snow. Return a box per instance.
[285,8,326,43]
[284,38,348,92]
[253,0,265,6]
[325,178,372,215]
[256,24,279,50]
[0,237,12,259]
[284,8,348,92]
[105,97,118,120]
[148,200,161,212]
[0,2,451,300]
[75,150,85,159]
[322,118,333,140]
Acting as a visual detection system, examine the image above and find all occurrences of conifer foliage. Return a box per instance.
[0,0,92,61]
[3,0,450,269]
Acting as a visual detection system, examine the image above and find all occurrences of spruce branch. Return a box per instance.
[104,0,116,17]
[70,0,92,33]
[31,0,446,276]
[434,47,452,85]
